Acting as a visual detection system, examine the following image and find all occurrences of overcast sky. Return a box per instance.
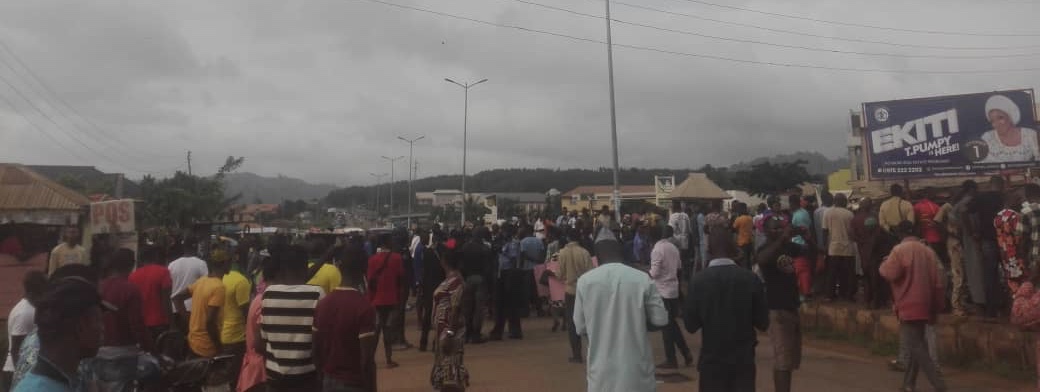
[1,0,1038,186]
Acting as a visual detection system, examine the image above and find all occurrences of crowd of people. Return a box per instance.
[10,175,1040,391]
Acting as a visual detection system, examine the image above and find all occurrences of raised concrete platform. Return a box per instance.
[802,301,1035,371]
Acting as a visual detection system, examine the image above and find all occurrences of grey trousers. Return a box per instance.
[898,323,937,366]
[900,321,947,391]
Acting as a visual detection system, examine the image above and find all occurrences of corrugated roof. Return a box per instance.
[668,173,731,200]
[562,185,655,197]
[27,165,140,198]
[0,164,91,211]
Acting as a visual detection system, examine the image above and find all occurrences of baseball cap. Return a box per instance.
[35,277,116,338]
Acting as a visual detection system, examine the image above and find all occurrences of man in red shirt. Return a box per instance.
[913,189,944,259]
[98,248,161,390]
[879,221,947,391]
[314,259,377,391]
[128,245,173,343]
[366,233,404,368]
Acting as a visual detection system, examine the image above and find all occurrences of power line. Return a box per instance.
[0,40,179,161]
[669,0,1040,37]
[510,0,1040,59]
[0,70,162,173]
[357,0,1040,74]
[612,1,1040,51]
[0,90,92,163]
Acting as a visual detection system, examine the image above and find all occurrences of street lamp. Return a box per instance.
[397,135,426,229]
[369,172,388,214]
[603,0,622,223]
[444,77,488,228]
[381,155,405,220]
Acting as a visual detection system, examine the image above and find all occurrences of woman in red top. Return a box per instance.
[366,234,405,368]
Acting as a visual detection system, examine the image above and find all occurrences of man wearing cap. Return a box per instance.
[14,276,109,392]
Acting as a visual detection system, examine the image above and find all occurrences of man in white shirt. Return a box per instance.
[574,239,668,392]
[167,242,208,316]
[822,193,856,301]
[668,202,693,279]
[650,226,692,369]
[4,271,46,380]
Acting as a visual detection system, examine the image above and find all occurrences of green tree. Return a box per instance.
[496,198,521,219]
[138,156,245,229]
[732,159,815,198]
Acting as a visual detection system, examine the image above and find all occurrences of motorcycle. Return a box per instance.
[95,330,236,392]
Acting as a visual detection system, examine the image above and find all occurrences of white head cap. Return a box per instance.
[985,94,1021,125]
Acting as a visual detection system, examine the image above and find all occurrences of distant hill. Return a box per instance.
[323,152,849,208]
[223,172,337,203]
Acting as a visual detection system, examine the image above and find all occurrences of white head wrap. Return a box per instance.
[985,94,1021,125]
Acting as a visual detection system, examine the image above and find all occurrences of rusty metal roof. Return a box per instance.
[0,164,91,211]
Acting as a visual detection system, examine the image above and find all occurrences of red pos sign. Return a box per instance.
[90,199,135,234]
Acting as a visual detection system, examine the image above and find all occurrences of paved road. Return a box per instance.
[376,315,1033,391]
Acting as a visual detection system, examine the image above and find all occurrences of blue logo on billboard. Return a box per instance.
[874,107,890,123]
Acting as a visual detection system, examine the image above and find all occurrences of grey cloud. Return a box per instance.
[0,0,1038,184]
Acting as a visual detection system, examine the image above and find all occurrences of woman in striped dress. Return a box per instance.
[430,249,469,391]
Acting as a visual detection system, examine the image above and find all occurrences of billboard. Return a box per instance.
[863,89,1037,179]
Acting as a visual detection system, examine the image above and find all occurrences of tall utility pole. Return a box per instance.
[381,155,405,219]
[444,77,488,228]
[604,0,622,223]
[397,135,426,229]
[369,172,387,214]
[186,150,193,176]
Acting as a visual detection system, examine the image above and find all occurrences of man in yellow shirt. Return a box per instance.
[172,255,228,358]
[308,261,342,295]
[48,226,88,275]
[878,184,915,234]
[221,250,251,389]
[731,202,754,268]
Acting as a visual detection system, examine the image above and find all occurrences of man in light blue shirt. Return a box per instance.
[574,239,668,392]
[518,227,546,316]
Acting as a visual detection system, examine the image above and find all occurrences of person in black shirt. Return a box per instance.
[967,175,1007,317]
[684,229,768,392]
[755,215,803,392]
[460,227,494,344]
[417,233,447,352]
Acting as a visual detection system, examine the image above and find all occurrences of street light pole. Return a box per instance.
[369,172,387,215]
[381,155,405,221]
[445,77,487,228]
[604,0,622,223]
[397,135,426,229]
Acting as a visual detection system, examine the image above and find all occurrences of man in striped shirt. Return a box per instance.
[260,245,324,392]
